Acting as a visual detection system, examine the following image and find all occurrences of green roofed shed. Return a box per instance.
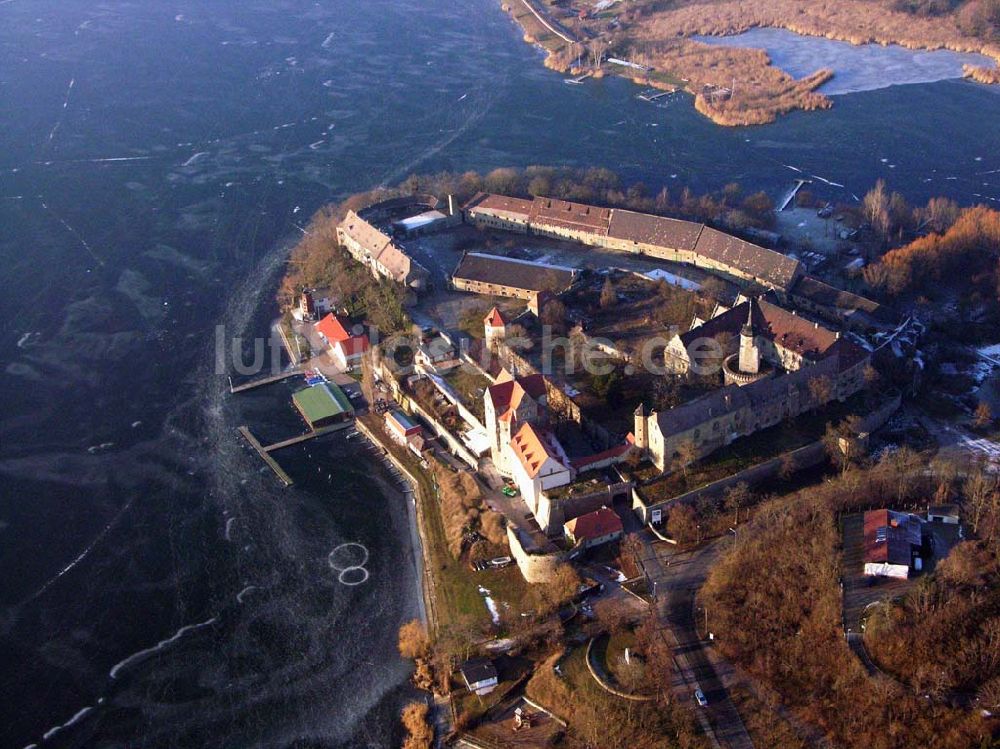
[293,383,354,428]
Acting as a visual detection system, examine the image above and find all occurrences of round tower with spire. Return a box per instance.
[724,298,771,386]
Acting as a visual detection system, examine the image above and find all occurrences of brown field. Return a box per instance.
[501,0,1000,125]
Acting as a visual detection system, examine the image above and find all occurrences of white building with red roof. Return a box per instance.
[564,506,623,549]
[508,422,573,512]
[315,313,369,371]
[484,368,548,476]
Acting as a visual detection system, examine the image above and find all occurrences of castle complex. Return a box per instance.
[635,297,870,471]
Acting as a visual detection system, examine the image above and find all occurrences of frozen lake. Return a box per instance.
[695,27,997,95]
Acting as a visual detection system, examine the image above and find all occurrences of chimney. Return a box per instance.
[814,322,819,329]
[448,194,455,216]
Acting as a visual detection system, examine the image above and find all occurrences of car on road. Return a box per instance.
[501,486,518,497]
[694,689,708,708]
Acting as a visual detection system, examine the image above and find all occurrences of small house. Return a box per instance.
[414,333,460,374]
[927,504,960,525]
[863,509,922,579]
[385,409,422,445]
[332,334,370,371]
[460,657,498,696]
[564,506,624,549]
[295,288,337,321]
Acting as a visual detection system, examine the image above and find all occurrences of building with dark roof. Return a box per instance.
[462,193,804,291]
[451,252,576,300]
[665,297,867,375]
[863,509,923,578]
[460,658,499,696]
[607,209,703,253]
[789,275,894,331]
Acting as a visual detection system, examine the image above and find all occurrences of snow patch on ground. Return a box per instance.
[478,586,500,625]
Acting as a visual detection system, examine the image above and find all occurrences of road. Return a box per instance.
[915,408,1000,470]
[634,533,754,749]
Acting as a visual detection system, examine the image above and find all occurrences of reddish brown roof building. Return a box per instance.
[564,506,624,548]
[863,509,922,578]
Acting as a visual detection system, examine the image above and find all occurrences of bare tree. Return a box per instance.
[808,375,833,407]
[600,277,618,309]
[974,401,994,429]
[724,482,751,525]
[863,179,890,239]
[672,439,699,479]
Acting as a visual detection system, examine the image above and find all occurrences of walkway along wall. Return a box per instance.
[375,359,480,469]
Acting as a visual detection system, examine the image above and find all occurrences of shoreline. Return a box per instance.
[354,416,438,635]
[269,318,438,633]
[498,0,1000,126]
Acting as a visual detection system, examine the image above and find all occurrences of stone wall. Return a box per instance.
[633,392,902,522]
[635,440,828,523]
[507,525,565,584]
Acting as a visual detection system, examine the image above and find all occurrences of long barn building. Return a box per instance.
[463,193,803,291]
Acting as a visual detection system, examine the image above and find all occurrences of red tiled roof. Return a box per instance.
[529,196,612,234]
[464,192,534,220]
[487,373,546,414]
[336,334,369,358]
[680,298,868,370]
[565,507,623,541]
[510,422,567,478]
[485,306,507,328]
[863,509,921,566]
[316,313,352,343]
[570,443,631,470]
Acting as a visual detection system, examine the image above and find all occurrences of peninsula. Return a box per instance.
[273,166,1000,748]
[501,0,1000,125]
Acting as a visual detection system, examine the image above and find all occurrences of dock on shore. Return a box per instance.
[237,426,294,486]
[238,421,356,484]
[638,89,672,102]
[263,421,353,452]
[778,179,811,212]
[229,367,303,394]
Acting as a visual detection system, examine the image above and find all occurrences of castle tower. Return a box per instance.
[738,301,760,375]
[484,306,507,350]
[633,402,649,450]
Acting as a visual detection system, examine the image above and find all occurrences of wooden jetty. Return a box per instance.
[637,89,672,102]
[565,73,591,85]
[263,421,353,453]
[229,367,303,394]
[237,426,293,486]
[778,179,811,212]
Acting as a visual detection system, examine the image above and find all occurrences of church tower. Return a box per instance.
[738,301,760,375]
[633,402,649,450]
